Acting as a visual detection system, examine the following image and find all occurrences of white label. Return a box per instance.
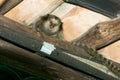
[40,42,56,55]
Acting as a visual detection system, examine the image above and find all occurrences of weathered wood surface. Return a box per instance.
[0,15,92,59]
[64,0,120,18]
[73,17,120,49]
[5,0,64,26]
[0,15,101,79]
[0,15,118,79]
[51,3,120,63]
[3,0,120,77]
[60,6,110,41]
[3,0,110,42]
[0,0,6,7]
[0,0,23,14]
[0,39,98,80]
[99,41,120,63]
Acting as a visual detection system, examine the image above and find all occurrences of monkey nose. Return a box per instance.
[50,26,53,29]
[50,25,54,29]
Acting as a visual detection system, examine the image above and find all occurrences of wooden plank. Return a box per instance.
[4,0,120,64]
[0,15,118,79]
[61,6,110,41]
[52,3,120,64]
[0,0,6,7]
[0,15,91,60]
[4,0,64,27]
[3,0,120,77]
[4,0,110,40]
[0,39,98,80]
[99,41,120,63]
[72,17,120,50]
[51,3,76,18]
[64,0,120,18]
[0,0,23,14]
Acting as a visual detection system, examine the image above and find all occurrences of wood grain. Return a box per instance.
[52,3,120,64]
[0,0,23,14]
[61,6,110,41]
[5,0,64,27]
[0,39,98,80]
[0,15,102,79]
[73,17,120,49]
[0,0,6,7]
[4,0,120,72]
[0,15,118,80]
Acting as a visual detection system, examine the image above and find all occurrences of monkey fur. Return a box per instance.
[35,14,63,40]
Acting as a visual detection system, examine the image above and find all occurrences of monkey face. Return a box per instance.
[35,14,63,36]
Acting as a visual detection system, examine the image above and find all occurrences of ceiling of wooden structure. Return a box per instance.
[1,0,120,68]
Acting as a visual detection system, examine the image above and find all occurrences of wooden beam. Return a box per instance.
[0,0,23,14]
[64,0,120,18]
[0,0,6,7]
[5,0,120,64]
[4,0,64,26]
[72,17,120,50]
[0,39,97,80]
[0,15,118,79]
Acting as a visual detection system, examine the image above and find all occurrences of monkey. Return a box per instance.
[35,14,64,40]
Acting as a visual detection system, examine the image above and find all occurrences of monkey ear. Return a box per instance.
[46,14,50,17]
[47,14,50,16]
[59,22,63,30]
[41,14,49,20]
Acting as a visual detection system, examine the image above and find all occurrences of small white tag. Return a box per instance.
[40,42,56,55]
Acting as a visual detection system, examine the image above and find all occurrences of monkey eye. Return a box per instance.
[53,24,57,26]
